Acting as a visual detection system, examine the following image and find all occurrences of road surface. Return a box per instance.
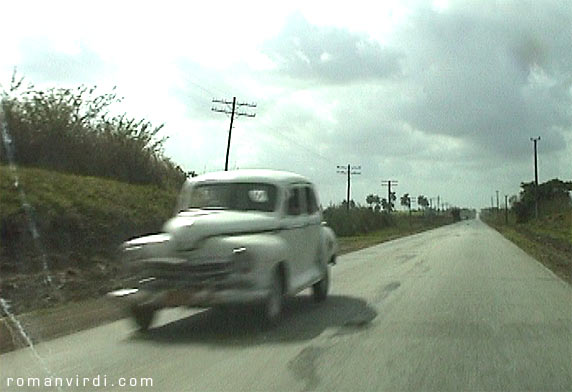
[2,219,571,391]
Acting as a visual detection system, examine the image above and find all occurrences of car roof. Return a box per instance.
[186,169,312,186]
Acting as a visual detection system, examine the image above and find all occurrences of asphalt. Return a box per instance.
[1,219,571,391]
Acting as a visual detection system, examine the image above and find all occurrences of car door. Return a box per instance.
[279,184,310,291]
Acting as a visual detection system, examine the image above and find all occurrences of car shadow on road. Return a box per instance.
[129,294,377,346]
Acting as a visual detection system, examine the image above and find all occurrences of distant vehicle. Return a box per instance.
[109,169,338,330]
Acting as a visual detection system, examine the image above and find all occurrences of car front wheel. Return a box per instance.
[131,305,155,331]
[312,266,329,302]
[263,270,284,327]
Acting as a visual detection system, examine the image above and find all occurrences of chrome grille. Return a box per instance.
[134,258,234,287]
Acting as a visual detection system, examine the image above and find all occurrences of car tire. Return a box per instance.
[131,305,155,331]
[263,270,283,327]
[312,266,329,302]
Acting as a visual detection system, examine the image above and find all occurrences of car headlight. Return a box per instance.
[232,247,253,272]
[121,234,171,262]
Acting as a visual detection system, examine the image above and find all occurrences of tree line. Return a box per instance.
[506,179,571,222]
[324,192,467,237]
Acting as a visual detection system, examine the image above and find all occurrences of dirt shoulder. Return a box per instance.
[0,297,126,353]
[0,263,132,354]
[482,218,572,285]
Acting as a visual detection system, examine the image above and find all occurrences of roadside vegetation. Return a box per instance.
[481,178,572,284]
[0,74,189,314]
[0,165,177,314]
[323,196,474,254]
[1,73,186,189]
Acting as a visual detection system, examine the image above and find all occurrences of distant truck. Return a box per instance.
[460,208,477,220]
[109,170,337,330]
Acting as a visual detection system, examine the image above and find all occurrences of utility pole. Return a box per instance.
[505,194,508,224]
[530,136,541,219]
[212,97,256,171]
[337,165,361,211]
[381,180,398,213]
[496,190,499,211]
[410,198,417,212]
[405,196,414,226]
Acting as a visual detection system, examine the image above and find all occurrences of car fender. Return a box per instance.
[213,232,292,289]
[320,225,338,265]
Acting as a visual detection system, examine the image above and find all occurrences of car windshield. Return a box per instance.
[185,182,278,212]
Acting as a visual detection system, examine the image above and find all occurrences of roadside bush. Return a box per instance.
[0,73,186,190]
[323,205,393,236]
[451,207,461,222]
[511,179,572,222]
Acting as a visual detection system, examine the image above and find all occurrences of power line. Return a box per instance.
[172,76,336,167]
[182,80,336,168]
[178,72,227,98]
[261,122,336,164]
[212,97,256,171]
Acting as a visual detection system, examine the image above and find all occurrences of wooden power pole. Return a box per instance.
[337,164,361,211]
[212,97,256,171]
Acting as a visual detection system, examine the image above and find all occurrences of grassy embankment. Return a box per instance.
[1,165,177,314]
[481,207,572,284]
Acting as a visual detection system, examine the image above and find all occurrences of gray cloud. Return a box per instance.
[263,12,402,84]
[247,2,572,207]
[393,2,572,159]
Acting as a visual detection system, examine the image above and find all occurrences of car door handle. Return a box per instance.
[289,223,307,229]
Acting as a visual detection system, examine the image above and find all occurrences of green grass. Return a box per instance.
[1,165,178,270]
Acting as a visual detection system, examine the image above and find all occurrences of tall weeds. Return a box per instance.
[1,73,185,190]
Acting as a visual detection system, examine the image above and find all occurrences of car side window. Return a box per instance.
[305,186,318,214]
[287,187,302,216]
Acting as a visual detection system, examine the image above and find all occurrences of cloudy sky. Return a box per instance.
[1,0,571,209]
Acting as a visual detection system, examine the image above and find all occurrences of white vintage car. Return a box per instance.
[110,169,338,330]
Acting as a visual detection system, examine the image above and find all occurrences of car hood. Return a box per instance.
[163,209,279,250]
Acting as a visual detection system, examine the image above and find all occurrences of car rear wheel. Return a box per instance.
[312,266,329,302]
[131,305,155,331]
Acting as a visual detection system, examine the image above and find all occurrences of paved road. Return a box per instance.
[2,219,571,391]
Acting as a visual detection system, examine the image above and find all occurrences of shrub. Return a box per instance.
[323,205,393,237]
[451,207,461,222]
[512,179,572,222]
[1,73,186,190]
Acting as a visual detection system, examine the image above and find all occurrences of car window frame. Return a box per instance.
[304,185,319,215]
[286,184,308,216]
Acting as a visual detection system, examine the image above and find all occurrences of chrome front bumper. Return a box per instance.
[107,286,269,309]
[110,256,269,309]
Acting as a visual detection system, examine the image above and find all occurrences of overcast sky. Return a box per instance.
[1,0,571,209]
